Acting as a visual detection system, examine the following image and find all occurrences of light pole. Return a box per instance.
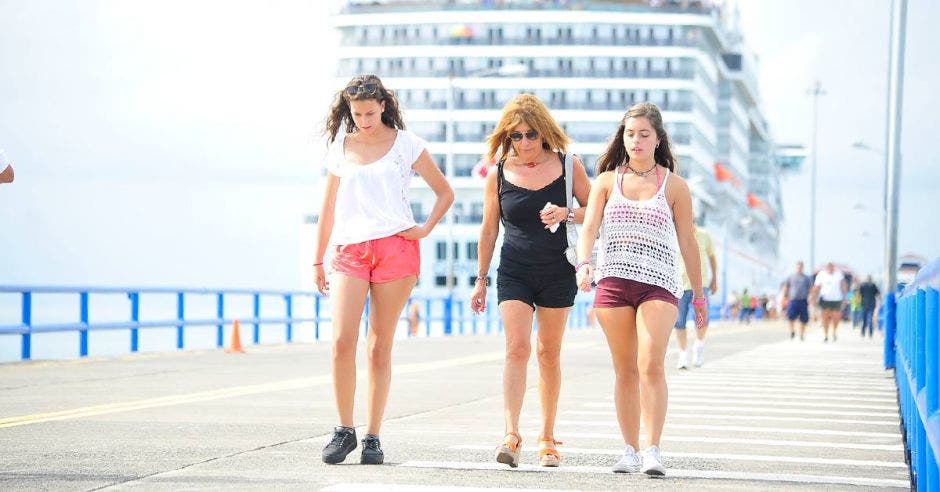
[884,0,908,295]
[444,63,528,295]
[807,80,825,271]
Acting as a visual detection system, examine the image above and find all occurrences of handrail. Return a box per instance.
[0,286,593,362]
[887,256,940,490]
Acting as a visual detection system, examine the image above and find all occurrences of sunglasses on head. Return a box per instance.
[345,82,379,96]
[508,130,539,142]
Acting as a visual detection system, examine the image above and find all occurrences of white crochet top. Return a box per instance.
[595,166,682,299]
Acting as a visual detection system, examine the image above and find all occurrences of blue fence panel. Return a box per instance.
[890,257,940,491]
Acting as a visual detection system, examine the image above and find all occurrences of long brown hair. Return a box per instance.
[324,74,405,144]
[484,94,570,162]
[595,102,677,175]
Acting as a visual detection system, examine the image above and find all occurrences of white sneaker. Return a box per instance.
[693,340,705,367]
[641,445,666,476]
[612,444,642,473]
[676,350,689,370]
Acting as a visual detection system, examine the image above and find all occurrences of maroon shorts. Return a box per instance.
[594,277,679,309]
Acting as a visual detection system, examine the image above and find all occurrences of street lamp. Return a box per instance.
[444,63,528,293]
[807,80,825,271]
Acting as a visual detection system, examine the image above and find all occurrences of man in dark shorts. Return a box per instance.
[782,261,812,341]
[857,275,881,338]
[811,262,848,342]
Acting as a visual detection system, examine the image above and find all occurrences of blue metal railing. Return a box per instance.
[887,257,940,491]
[0,286,593,362]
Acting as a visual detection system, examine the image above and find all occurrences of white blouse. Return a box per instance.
[326,129,427,245]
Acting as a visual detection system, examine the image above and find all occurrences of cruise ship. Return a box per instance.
[327,0,793,305]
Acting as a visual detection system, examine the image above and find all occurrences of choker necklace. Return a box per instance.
[625,163,657,177]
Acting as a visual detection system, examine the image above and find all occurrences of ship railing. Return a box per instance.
[885,256,940,489]
[0,286,594,362]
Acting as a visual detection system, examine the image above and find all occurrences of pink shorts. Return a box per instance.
[331,235,420,283]
[594,277,678,309]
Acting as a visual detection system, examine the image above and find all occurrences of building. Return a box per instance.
[328,0,787,301]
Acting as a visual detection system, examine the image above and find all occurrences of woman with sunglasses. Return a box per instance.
[470,94,591,468]
[315,74,454,465]
[574,102,706,476]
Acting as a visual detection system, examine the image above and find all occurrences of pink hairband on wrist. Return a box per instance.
[575,259,592,271]
[691,297,707,306]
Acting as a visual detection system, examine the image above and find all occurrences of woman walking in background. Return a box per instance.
[314,74,454,465]
[469,94,590,468]
[574,102,707,476]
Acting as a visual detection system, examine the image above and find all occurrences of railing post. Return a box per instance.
[79,292,89,357]
[129,292,139,352]
[885,292,897,369]
[176,292,185,350]
[456,300,464,335]
[21,291,31,361]
[443,294,453,335]
[216,293,224,348]
[485,297,492,334]
[314,295,321,341]
[916,289,927,393]
[926,287,938,415]
[284,294,293,343]
[424,298,432,337]
[252,293,260,344]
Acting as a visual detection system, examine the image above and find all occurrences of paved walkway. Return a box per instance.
[0,321,908,490]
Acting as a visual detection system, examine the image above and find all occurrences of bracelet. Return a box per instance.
[691,297,707,307]
[313,262,323,267]
[575,259,592,271]
[565,208,575,223]
[475,276,490,286]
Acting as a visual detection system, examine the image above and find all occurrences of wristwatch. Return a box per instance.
[565,209,575,223]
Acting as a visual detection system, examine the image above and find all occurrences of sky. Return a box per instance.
[1,0,937,292]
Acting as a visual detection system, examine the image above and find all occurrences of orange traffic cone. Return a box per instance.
[225,319,246,353]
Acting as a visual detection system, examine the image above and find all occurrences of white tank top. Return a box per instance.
[595,166,682,298]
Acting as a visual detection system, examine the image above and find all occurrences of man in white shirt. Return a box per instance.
[0,149,13,184]
[811,262,848,342]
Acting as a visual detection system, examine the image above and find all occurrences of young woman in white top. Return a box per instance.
[315,74,454,465]
[574,102,707,476]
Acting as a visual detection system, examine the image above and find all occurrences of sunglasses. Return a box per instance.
[345,82,379,96]
[508,130,539,142]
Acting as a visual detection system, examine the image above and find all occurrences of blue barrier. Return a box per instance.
[0,286,594,362]
[890,257,940,491]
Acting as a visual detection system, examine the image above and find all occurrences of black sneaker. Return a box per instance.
[322,426,357,464]
[360,434,384,465]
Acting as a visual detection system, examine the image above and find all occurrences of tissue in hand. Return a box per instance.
[543,202,560,233]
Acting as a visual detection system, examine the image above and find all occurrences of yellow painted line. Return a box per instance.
[0,341,599,429]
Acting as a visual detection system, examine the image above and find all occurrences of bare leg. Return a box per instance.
[695,324,708,341]
[329,273,370,427]
[535,307,568,440]
[596,306,640,449]
[831,309,840,340]
[500,300,535,438]
[674,327,688,351]
[636,300,678,447]
[364,275,417,436]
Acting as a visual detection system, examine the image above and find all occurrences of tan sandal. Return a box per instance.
[538,436,563,467]
[495,432,522,468]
